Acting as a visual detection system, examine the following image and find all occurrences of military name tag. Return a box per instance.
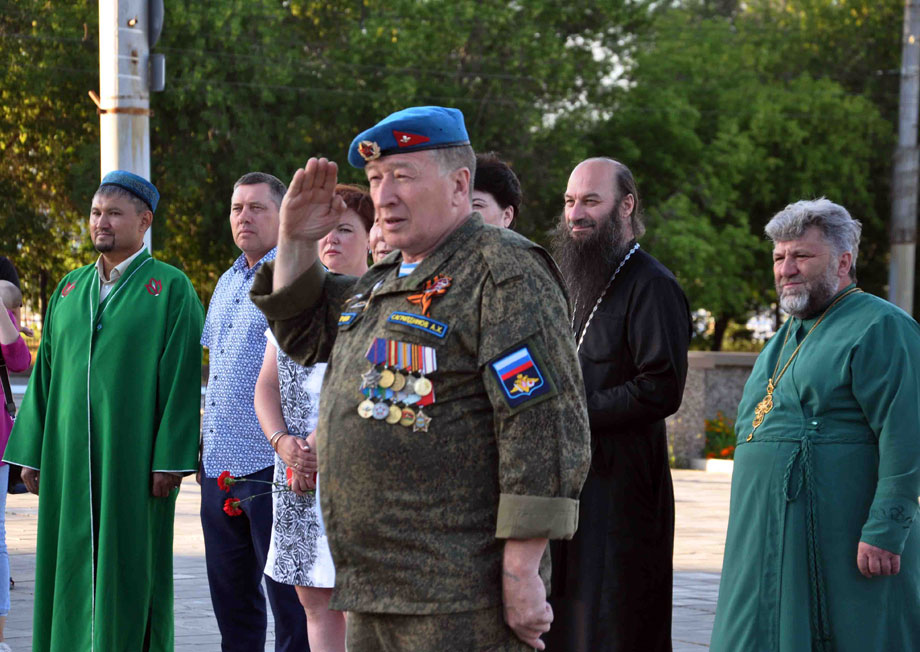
[387,311,449,339]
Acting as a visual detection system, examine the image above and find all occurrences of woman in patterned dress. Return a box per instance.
[255,185,373,652]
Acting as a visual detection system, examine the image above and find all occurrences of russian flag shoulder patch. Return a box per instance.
[490,345,554,409]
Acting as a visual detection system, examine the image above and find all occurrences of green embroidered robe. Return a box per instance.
[711,286,920,651]
[4,251,203,651]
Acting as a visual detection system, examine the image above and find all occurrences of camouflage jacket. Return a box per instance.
[251,214,591,614]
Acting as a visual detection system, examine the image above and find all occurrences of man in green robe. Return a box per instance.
[4,171,204,651]
[711,198,920,651]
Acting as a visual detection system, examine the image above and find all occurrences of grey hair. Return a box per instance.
[233,172,287,209]
[430,145,476,198]
[765,198,862,280]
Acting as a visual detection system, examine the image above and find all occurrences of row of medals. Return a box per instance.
[357,366,433,427]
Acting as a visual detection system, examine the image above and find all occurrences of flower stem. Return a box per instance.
[227,478,290,489]
[236,488,314,505]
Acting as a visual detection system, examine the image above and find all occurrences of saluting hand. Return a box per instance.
[857,541,901,578]
[280,157,347,242]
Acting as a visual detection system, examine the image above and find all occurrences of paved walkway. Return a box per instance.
[3,469,731,650]
[672,469,732,650]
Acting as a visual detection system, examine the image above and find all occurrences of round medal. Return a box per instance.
[390,371,407,392]
[386,404,403,424]
[399,406,416,427]
[413,376,433,397]
[357,399,375,419]
[372,402,390,420]
[378,368,396,389]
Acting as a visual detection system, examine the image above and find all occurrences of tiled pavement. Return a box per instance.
[3,468,732,651]
[671,469,732,650]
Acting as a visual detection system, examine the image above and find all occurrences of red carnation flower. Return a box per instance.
[223,498,243,517]
[217,471,237,492]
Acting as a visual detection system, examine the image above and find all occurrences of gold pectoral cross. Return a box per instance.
[747,379,775,441]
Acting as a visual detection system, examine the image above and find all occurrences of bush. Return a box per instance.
[704,411,736,460]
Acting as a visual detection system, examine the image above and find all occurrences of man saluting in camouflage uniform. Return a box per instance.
[250,106,591,651]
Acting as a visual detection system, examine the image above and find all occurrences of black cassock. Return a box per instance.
[547,249,691,652]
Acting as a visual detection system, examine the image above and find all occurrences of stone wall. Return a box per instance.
[667,352,758,467]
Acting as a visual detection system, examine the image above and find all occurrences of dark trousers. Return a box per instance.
[200,465,309,652]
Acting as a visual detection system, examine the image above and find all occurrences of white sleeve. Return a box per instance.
[263,327,280,350]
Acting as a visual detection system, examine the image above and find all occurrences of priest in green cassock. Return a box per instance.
[711,198,920,651]
[4,171,204,651]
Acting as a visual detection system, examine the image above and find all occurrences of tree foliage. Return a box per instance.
[587,4,897,347]
[0,0,655,309]
[0,1,98,317]
[0,0,907,351]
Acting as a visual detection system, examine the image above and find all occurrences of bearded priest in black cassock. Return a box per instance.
[546,158,691,652]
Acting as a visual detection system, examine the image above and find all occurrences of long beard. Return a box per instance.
[777,261,840,318]
[550,208,632,328]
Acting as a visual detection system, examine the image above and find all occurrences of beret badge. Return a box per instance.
[358,140,381,162]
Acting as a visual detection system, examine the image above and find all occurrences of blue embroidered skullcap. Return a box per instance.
[347,106,470,169]
[98,170,160,212]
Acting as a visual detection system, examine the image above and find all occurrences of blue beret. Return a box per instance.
[98,170,159,213]
[348,106,470,169]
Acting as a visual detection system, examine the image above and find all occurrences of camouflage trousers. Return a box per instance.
[345,605,536,652]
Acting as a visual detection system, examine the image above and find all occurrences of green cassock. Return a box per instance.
[711,285,920,651]
[3,250,203,652]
